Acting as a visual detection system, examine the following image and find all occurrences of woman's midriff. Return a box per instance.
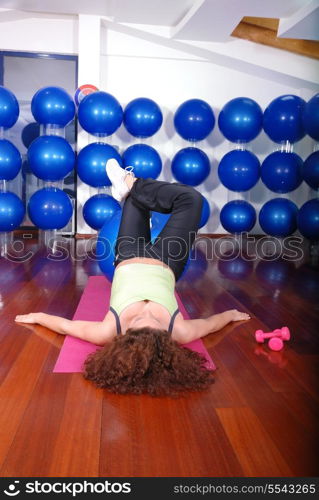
[117,256,174,276]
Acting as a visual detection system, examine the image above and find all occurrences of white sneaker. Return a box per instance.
[106,158,134,202]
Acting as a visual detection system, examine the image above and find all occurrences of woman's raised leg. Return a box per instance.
[129,178,203,279]
[114,194,151,264]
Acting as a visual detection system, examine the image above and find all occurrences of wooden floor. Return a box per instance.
[0,236,318,477]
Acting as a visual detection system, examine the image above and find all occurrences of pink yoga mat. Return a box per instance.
[53,276,216,372]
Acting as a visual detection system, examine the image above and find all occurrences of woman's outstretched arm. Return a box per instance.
[173,309,251,344]
[15,312,115,346]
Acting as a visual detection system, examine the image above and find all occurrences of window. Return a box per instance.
[0,51,78,233]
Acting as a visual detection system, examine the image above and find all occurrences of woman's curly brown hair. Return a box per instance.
[83,327,214,397]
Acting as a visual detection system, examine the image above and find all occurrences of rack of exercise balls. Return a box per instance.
[92,91,318,282]
[217,93,319,242]
[217,97,262,235]
[77,93,166,234]
[77,91,123,235]
[0,86,25,256]
[26,86,76,248]
[298,94,319,241]
[86,92,318,245]
[259,94,317,240]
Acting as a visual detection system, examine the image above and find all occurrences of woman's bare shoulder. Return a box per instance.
[102,310,118,333]
[171,314,189,344]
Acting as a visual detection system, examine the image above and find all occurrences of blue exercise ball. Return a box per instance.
[123,97,163,138]
[303,151,319,190]
[174,99,215,142]
[21,122,40,148]
[78,91,123,136]
[27,135,75,181]
[122,144,162,179]
[77,143,122,187]
[171,147,210,186]
[151,212,170,241]
[218,149,260,191]
[28,187,73,230]
[199,195,210,228]
[303,93,319,141]
[83,194,121,230]
[261,151,303,193]
[297,199,319,240]
[0,191,25,231]
[31,86,75,127]
[218,97,263,143]
[220,200,256,233]
[0,139,22,180]
[263,95,306,144]
[259,198,298,237]
[96,210,122,281]
[0,86,19,129]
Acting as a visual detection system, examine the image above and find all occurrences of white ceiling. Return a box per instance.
[171,0,311,41]
[0,0,195,25]
[0,0,318,41]
[278,0,319,40]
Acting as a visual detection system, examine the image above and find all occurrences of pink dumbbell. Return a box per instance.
[255,327,290,351]
[268,337,284,351]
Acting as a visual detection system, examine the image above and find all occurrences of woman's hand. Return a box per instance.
[15,312,40,324]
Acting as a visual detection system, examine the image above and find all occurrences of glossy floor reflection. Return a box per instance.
[0,236,318,477]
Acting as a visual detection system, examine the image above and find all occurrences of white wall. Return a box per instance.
[0,14,77,55]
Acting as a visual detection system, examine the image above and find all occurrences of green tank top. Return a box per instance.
[110,263,178,316]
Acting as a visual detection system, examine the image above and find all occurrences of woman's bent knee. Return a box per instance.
[185,187,203,208]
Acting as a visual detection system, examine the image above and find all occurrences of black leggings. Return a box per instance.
[114,178,203,280]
